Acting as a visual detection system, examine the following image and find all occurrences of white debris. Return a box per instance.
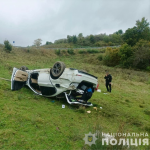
[100,107,102,109]
[97,89,101,92]
[62,105,65,108]
[87,110,91,113]
[93,107,97,111]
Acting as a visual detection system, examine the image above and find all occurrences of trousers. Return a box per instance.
[106,83,111,92]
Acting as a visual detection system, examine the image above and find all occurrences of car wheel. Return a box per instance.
[50,61,66,79]
[20,66,29,71]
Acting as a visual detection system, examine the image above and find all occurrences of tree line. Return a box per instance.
[46,30,123,47]
[98,17,150,70]
[45,17,150,48]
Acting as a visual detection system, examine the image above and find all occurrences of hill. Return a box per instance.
[0,47,150,149]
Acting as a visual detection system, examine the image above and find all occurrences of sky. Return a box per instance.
[0,0,150,47]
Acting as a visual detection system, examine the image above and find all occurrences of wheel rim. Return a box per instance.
[53,63,61,75]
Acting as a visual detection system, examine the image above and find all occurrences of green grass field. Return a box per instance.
[0,47,150,149]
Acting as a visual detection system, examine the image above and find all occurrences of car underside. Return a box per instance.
[11,62,99,106]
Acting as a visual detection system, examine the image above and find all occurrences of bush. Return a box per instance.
[95,41,107,47]
[108,41,114,46]
[132,40,150,69]
[78,50,86,54]
[119,43,133,68]
[27,46,30,53]
[99,48,106,53]
[55,49,61,55]
[97,54,103,61]
[62,49,66,53]
[146,66,150,71]
[87,49,99,53]
[4,40,12,52]
[67,48,74,55]
[103,47,120,66]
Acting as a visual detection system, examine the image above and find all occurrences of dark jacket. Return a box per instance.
[104,74,112,83]
[82,87,93,102]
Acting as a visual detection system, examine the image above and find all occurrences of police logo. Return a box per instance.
[88,136,93,142]
[83,132,97,146]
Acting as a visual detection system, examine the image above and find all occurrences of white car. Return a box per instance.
[11,61,99,106]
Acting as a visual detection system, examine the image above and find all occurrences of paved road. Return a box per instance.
[14,45,121,49]
[44,45,121,50]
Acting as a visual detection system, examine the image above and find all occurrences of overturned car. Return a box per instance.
[11,61,99,106]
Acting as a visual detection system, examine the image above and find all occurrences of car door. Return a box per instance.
[11,67,28,91]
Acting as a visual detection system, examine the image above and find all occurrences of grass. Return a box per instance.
[0,47,150,149]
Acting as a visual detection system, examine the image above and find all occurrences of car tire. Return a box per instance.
[20,66,29,71]
[50,61,66,79]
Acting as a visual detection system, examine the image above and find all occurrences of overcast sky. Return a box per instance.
[0,0,150,46]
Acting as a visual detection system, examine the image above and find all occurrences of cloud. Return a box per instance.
[0,0,149,46]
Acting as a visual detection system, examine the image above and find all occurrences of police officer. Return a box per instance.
[104,70,112,93]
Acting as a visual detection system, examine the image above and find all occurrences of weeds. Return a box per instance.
[78,50,86,54]
[17,94,23,100]
[67,48,74,55]
[87,49,99,53]
[97,54,103,61]
[144,107,150,115]
[76,106,85,113]
[55,49,61,55]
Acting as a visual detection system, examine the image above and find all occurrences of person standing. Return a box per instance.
[104,70,112,93]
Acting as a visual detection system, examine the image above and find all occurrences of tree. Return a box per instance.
[4,40,12,52]
[132,40,150,69]
[67,35,73,43]
[46,41,53,45]
[109,33,123,44]
[77,33,84,44]
[72,35,77,44]
[89,34,95,44]
[54,39,66,44]
[115,29,123,35]
[123,17,150,46]
[34,39,42,47]
[123,27,138,46]
[136,17,150,41]
[78,33,83,39]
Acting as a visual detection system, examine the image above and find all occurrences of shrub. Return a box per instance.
[78,50,86,54]
[67,48,74,55]
[27,46,30,53]
[119,43,133,68]
[62,49,66,53]
[132,40,150,69]
[103,47,120,66]
[87,49,99,53]
[97,54,103,61]
[95,41,107,47]
[146,66,150,71]
[4,40,12,52]
[55,49,61,55]
[99,48,106,53]
[108,41,114,46]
